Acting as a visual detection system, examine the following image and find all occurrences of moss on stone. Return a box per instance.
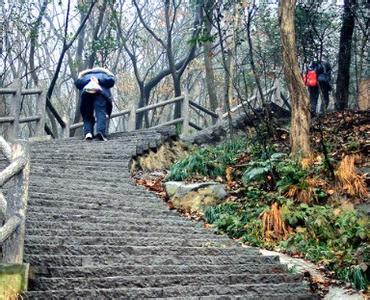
[0,264,29,299]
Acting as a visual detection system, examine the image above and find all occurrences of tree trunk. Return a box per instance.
[203,0,218,123]
[70,2,87,137]
[279,0,311,156]
[29,0,48,86]
[335,0,356,111]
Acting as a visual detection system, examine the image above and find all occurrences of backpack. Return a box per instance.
[303,70,318,87]
[83,78,102,94]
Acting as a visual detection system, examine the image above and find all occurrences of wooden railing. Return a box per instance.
[70,94,194,136]
[221,83,282,118]
[0,137,30,263]
[0,79,289,139]
[0,79,47,140]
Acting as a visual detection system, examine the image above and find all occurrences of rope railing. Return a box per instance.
[0,136,30,264]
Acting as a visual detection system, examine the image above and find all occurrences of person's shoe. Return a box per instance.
[96,132,108,141]
[84,133,93,141]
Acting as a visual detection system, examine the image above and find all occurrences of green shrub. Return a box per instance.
[205,195,369,290]
[242,152,287,184]
[166,138,247,181]
[280,204,369,290]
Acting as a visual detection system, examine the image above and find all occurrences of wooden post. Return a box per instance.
[127,104,136,131]
[181,93,190,136]
[216,107,223,125]
[62,119,70,138]
[275,81,281,103]
[9,79,22,140]
[35,91,46,137]
[106,115,111,135]
[2,141,30,264]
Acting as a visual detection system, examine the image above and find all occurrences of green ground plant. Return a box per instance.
[166,138,247,181]
[169,134,369,290]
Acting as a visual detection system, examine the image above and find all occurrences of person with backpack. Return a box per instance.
[75,67,115,141]
[304,59,332,116]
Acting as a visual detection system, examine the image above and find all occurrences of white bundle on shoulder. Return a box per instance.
[83,77,102,94]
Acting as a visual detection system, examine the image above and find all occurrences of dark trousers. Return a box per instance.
[80,93,107,136]
[308,82,330,116]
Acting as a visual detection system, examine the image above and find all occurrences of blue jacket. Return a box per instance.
[75,68,115,102]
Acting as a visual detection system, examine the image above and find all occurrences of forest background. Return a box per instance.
[0,0,368,139]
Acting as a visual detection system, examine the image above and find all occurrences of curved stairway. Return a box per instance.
[23,128,317,299]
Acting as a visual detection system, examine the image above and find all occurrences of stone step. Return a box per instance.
[29,189,157,200]
[30,273,303,291]
[162,295,316,300]
[30,143,139,153]
[23,283,312,299]
[30,173,135,184]
[26,213,200,227]
[25,220,210,235]
[29,133,165,148]
[30,151,133,159]
[25,254,280,267]
[27,197,172,212]
[30,168,132,179]
[27,197,170,212]
[25,228,220,239]
[29,178,137,189]
[24,244,259,257]
[29,130,169,149]
[28,186,158,199]
[31,263,288,278]
[30,175,133,185]
[30,159,131,168]
[30,144,145,157]
[26,205,181,219]
[25,235,234,248]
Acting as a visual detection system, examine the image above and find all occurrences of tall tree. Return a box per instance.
[279,0,311,156]
[45,0,96,136]
[202,0,218,123]
[335,0,356,111]
[133,0,203,120]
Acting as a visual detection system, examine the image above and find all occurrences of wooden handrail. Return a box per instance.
[0,117,16,124]
[189,100,218,119]
[21,89,43,96]
[0,88,43,96]
[110,109,131,119]
[189,121,203,131]
[152,118,184,128]
[0,79,47,139]
[67,84,285,137]
[19,116,41,124]
[136,96,184,113]
[0,88,17,95]
[222,86,277,118]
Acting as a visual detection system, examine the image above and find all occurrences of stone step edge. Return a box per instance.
[24,282,311,294]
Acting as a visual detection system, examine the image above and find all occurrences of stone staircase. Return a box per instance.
[22,128,317,299]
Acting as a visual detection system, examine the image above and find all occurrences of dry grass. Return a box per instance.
[335,154,368,198]
[285,177,327,203]
[137,142,189,171]
[261,202,291,242]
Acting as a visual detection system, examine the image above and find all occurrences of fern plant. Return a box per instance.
[242,152,287,184]
[167,138,247,181]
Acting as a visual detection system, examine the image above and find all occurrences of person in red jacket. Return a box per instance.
[306,60,332,116]
[75,68,115,141]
